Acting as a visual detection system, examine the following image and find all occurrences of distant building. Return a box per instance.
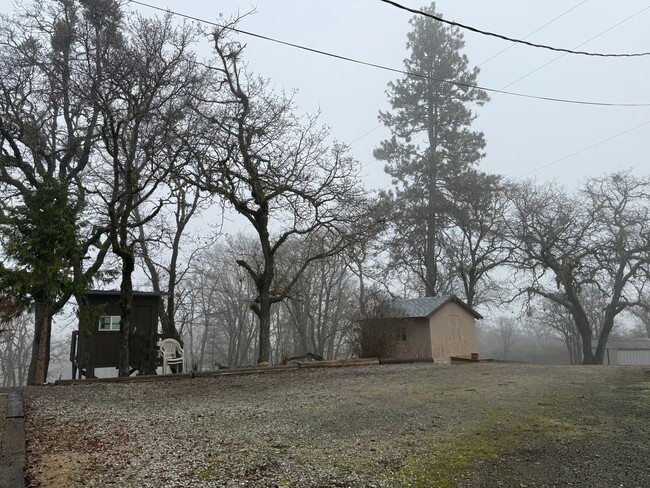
[592,338,650,365]
[362,295,481,363]
[70,290,178,378]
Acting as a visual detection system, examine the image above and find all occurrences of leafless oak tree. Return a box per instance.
[91,14,205,376]
[506,172,650,364]
[189,25,378,364]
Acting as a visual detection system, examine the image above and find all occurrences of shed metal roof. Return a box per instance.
[393,295,483,320]
[592,338,650,350]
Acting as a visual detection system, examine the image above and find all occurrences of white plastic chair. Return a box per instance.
[159,338,184,374]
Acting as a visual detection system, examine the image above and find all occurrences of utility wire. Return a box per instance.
[476,0,590,67]
[497,4,650,93]
[131,0,650,179]
[352,0,591,146]
[518,119,650,177]
[408,4,650,172]
[129,0,650,108]
[379,0,650,58]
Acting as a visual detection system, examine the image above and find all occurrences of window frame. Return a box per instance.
[98,315,121,332]
[398,327,407,342]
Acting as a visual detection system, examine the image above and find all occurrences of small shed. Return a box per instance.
[593,338,650,365]
[363,295,482,363]
[70,290,177,378]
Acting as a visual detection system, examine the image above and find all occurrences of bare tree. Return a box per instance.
[136,169,214,338]
[442,172,510,308]
[506,172,650,364]
[489,316,519,360]
[282,251,358,359]
[0,0,119,383]
[180,237,259,369]
[353,288,401,359]
[91,14,205,376]
[630,313,650,338]
[190,25,377,364]
[529,302,583,365]
[0,314,32,387]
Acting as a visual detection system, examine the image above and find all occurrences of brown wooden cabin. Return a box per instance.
[70,290,179,378]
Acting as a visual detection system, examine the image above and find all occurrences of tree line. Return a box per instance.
[1,1,649,384]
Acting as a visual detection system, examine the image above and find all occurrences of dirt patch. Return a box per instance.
[26,453,88,488]
[23,363,650,487]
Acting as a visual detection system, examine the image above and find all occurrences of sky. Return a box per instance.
[2,0,647,368]
[113,0,650,192]
[2,0,648,189]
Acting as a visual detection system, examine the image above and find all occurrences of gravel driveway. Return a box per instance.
[23,363,650,487]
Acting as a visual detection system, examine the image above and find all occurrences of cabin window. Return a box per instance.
[398,328,407,342]
[98,315,121,331]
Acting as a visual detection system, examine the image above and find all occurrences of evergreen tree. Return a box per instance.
[0,179,79,384]
[375,2,488,296]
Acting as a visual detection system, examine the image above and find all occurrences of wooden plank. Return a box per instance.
[297,358,379,368]
[194,364,299,378]
[55,373,193,386]
[54,358,382,385]
[379,357,434,365]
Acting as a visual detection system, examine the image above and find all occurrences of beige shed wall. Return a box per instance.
[428,302,479,363]
[391,318,432,359]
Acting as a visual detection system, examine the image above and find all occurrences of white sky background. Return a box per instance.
[120,0,650,190]
[3,0,648,371]
[2,0,649,291]
[1,0,648,193]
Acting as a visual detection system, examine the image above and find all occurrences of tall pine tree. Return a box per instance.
[375,2,488,296]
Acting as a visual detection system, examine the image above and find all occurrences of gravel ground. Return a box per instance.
[23,363,650,487]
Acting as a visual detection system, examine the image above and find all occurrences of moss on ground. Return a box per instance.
[393,398,614,488]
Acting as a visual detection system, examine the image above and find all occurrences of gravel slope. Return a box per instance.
[23,363,650,487]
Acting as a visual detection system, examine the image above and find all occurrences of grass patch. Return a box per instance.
[394,401,604,488]
[397,435,499,488]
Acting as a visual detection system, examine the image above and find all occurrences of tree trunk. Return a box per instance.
[256,288,272,364]
[34,297,51,384]
[27,308,41,385]
[118,252,135,377]
[28,298,52,384]
[424,160,437,297]
[590,314,616,365]
[579,320,596,365]
[424,79,439,297]
[198,314,209,370]
[565,287,596,365]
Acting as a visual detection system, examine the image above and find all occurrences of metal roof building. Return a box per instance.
[393,295,483,320]
[592,338,650,365]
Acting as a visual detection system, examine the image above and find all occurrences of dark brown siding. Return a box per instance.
[76,292,162,371]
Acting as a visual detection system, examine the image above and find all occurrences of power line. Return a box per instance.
[349,125,383,146]
[128,0,650,108]
[379,0,650,58]
[131,0,650,180]
[496,4,650,93]
[352,1,591,147]
[476,0,590,67]
[518,119,650,178]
